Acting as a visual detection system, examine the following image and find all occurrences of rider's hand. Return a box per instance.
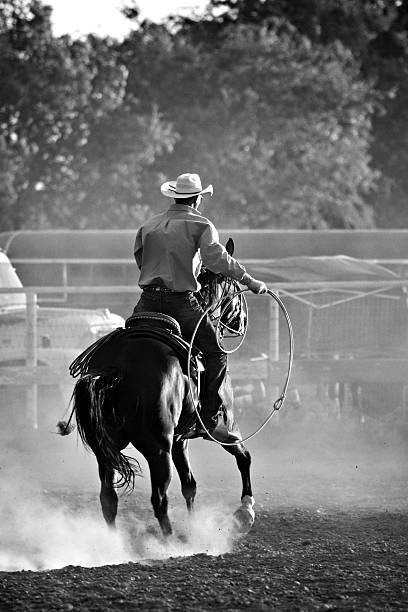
[242,273,268,294]
[248,278,268,294]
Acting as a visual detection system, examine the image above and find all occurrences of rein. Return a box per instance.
[188,286,294,447]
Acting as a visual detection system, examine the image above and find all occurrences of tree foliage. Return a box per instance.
[1,0,407,229]
[121,21,376,227]
[0,0,176,229]
[202,0,408,227]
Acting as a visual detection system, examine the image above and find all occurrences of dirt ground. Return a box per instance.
[0,408,407,611]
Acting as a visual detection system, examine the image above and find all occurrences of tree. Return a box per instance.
[0,135,18,229]
[0,0,391,230]
[0,1,177,229]
[203,0,398,54]
[201,0,408,228]
[121,22,376,227]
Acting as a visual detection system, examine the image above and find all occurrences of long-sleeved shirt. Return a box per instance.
[134,203,246,292]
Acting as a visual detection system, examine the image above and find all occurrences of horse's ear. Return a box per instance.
[226,237,234,256]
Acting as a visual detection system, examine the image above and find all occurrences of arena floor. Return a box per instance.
[0,410,407,611]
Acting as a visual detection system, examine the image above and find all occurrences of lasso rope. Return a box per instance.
[187,288,294,447]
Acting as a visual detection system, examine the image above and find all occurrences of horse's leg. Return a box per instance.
[97,459,118,527]
[223,439,253,501]
[144,449,173,536]
[223,439,255,531]
[172,438,197,512]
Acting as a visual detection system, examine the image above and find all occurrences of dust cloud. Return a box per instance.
[0,383,407,572]
[0,395,238,572]
[0,463,236,572]
[0,474,130,571]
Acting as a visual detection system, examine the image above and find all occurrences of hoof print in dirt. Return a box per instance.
[176,532,189,544]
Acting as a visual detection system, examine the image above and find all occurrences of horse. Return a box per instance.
[58,239,255,536]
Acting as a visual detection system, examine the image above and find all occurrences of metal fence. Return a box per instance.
[1,280,408,430]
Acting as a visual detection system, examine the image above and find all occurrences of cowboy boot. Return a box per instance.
[202,409,242,443]
[191,407,242,444]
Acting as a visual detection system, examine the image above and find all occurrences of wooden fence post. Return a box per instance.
[268,294,280,422]
[26,292,38,429]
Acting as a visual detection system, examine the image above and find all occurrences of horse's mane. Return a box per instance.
[197,269,247,339]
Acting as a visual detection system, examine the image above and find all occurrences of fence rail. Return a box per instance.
[2,278,408,293]
[1,280,408,429]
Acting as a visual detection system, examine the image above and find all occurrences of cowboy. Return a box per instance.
[133,172,267,437]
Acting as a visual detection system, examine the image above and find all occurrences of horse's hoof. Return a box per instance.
[233,496,255,533]
[233,506,255,533]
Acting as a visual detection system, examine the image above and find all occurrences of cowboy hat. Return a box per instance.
[161,173,213,199]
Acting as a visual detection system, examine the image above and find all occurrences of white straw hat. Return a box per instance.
[161,173,213,199]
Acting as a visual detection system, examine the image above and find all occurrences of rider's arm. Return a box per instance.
[199,223,247,282]
[199,223,267,294]
[240,273,268,294]
[134,228,143,269]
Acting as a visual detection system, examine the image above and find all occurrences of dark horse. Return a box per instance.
[58,241,254,536]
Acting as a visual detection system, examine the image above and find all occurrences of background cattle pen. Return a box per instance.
[1,229,408,433]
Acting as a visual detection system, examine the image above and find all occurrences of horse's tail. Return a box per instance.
[71,372,140,490]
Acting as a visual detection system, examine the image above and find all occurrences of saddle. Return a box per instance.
[70,311,203,382]
[124,312,203,380]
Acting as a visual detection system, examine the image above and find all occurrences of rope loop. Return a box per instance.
[187,287,294,447]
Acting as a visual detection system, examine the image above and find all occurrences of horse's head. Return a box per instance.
[197,238,247,341]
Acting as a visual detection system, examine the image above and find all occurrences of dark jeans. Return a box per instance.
[133,290,229,423]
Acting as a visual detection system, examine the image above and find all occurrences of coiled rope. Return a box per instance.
[187,288,294,447]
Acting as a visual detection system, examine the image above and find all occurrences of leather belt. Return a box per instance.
[142,285,191,294]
